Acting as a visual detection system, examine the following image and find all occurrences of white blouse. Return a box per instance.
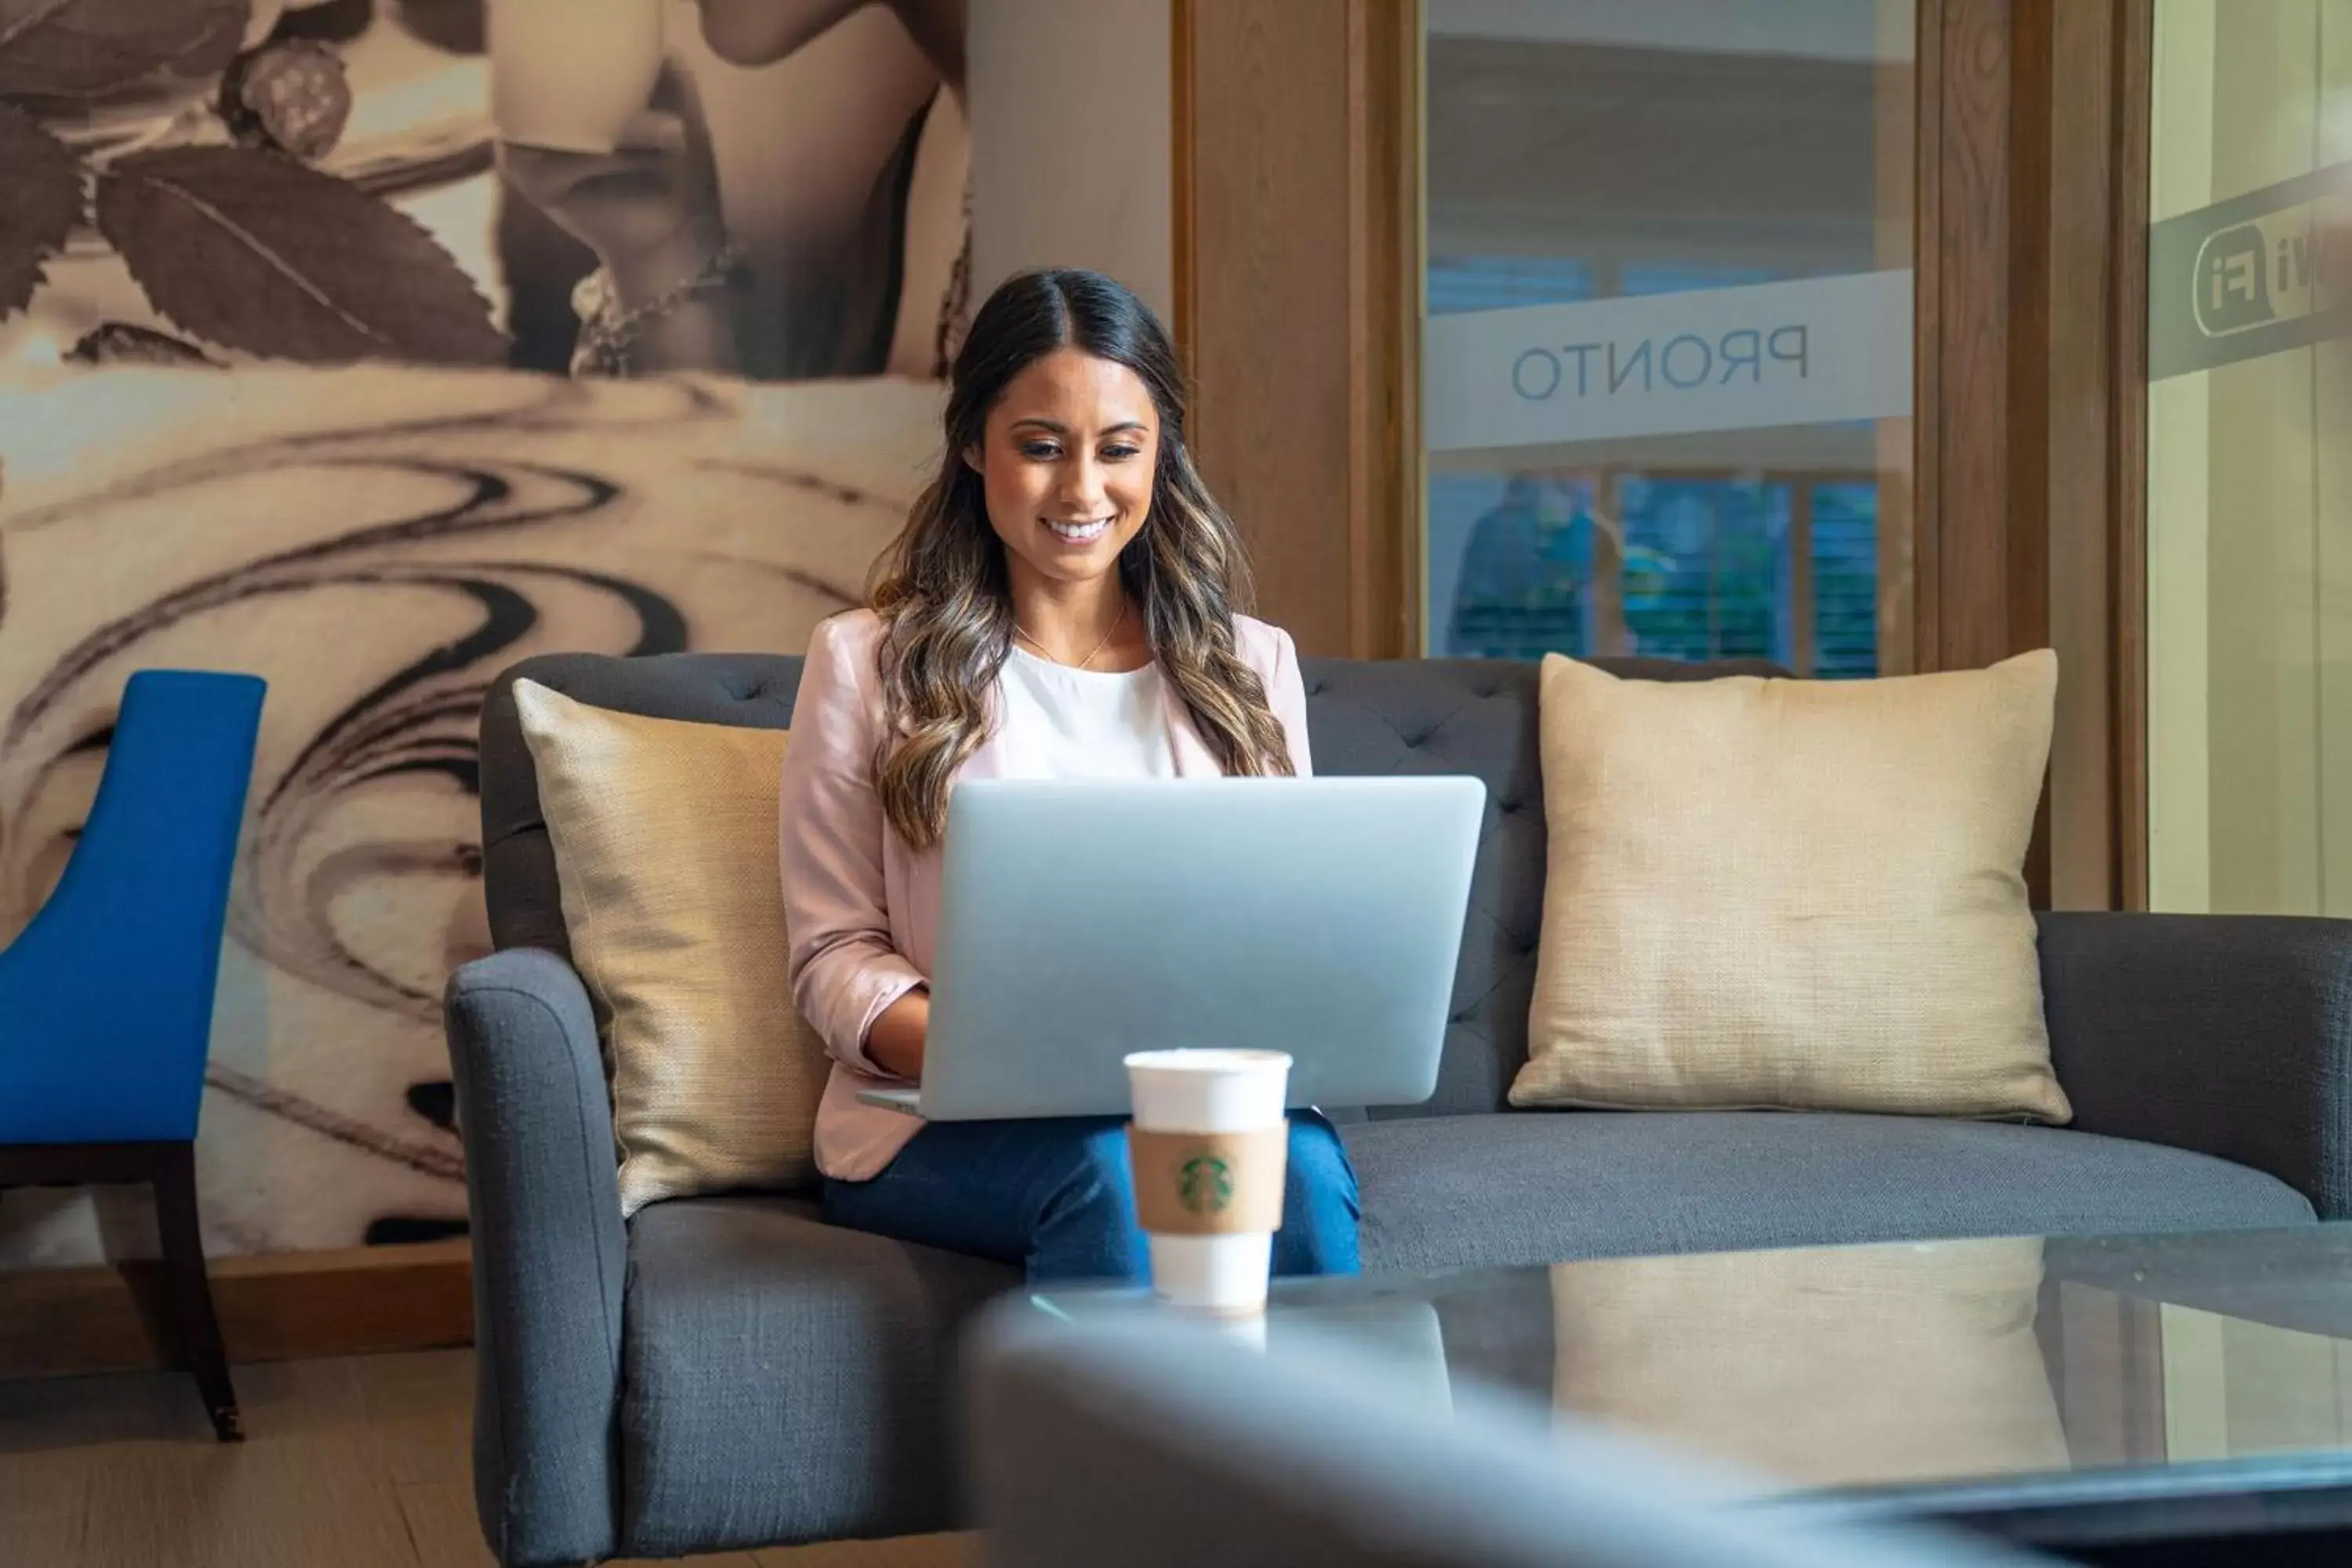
[993,647,1180,779]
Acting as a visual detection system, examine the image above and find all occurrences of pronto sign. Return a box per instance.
[1422,269,1913,452]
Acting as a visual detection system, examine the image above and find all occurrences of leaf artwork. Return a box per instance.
[0,100,80,318]
[96,147,508,366]
[0,0,248,103]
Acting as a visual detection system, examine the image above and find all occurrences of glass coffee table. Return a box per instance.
[1030,1226,2352,1563]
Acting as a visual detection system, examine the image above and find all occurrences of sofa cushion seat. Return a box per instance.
[620,1195,1016,1555]
[1345,1111,2318,1274]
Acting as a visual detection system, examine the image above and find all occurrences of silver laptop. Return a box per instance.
[858,776,1486,1120]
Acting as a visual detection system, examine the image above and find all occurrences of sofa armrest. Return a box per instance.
[445,948,625,1567]
[2037,912,2352,1218]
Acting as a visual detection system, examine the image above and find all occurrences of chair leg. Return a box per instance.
[151,1142,242,1442]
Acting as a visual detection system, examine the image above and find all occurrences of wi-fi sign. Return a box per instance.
[2193,209,2320,339]
[2152,171,2350,379]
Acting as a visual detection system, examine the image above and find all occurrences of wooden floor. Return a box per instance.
[0,1350,974,1568]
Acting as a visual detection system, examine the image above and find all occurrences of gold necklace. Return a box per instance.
[1014,601,1127,671]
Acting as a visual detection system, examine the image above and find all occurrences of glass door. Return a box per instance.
[1418,0,1918,676]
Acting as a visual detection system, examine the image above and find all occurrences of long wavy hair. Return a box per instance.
[867,267,1295,849]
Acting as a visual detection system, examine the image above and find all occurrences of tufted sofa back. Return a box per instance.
[478,650,1776,1120]
[1298,655,1777,1115]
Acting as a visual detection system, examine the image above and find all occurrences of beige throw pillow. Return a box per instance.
[511,680,827,1215]
[1512,651,2070,1122]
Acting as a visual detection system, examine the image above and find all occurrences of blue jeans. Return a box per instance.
[822,1112,1363,1284]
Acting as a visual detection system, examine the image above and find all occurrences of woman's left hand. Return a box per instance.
[865,988,930,1081]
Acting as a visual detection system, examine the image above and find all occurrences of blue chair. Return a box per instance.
[0,670,266,1441]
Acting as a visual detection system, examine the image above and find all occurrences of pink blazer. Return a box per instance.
[778,607,1314,1180]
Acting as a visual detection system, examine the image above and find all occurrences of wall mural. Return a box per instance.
[0,0,966,1265]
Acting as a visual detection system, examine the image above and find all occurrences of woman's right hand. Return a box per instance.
[864,989,929,1081]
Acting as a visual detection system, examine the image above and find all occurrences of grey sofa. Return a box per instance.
[447,652,2352,1566]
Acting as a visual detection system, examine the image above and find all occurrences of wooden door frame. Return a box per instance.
[1909,0,2150,908]
[2111,0,2153,912]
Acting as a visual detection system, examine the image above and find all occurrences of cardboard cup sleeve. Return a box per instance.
[1127,1126,1289,1235]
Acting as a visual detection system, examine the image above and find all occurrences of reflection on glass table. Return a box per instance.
[1029,1226,2352,1556]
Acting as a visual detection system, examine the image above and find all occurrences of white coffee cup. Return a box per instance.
[1125,1049,1292,1315]
[488,0,666,154]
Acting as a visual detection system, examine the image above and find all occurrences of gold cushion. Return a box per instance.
[512,680,825,1215]
[1513,651,2070,1122]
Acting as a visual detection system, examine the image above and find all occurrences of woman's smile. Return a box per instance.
[1042,516,1116,546]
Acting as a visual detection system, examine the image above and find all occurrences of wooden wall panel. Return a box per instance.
[0,1242,471,1379]
[1173,0,1416,659]
[1178,0,1352,657]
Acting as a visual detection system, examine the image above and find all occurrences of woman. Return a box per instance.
[778,268,1361,1283]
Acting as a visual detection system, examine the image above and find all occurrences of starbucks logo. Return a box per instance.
[1176,1154,1235,1216]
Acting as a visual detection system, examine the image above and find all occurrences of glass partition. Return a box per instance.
[2145,0,2352,913]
